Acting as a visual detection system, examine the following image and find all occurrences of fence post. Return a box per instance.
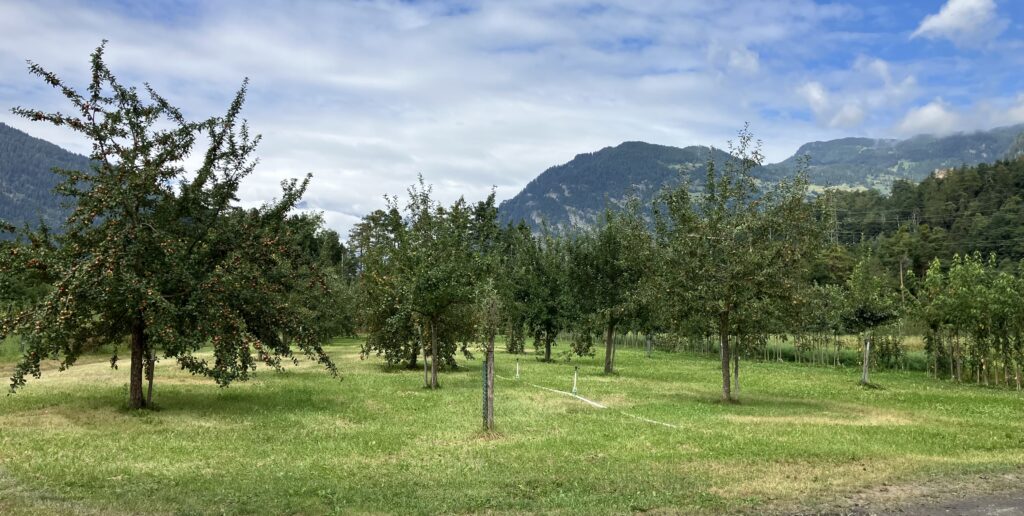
[571,366,578,395]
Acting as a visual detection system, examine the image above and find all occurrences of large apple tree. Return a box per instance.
[0,44,338,408]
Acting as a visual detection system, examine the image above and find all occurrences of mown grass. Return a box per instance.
[0,337,1022,514]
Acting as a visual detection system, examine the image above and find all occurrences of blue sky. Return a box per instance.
[1,0,1023,234]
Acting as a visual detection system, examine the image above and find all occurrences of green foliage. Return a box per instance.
[354,178,497,384]
[832,158,1024,273]
[567,200,654,371]
[657,126,825,399]
[523,233,572,360]
[0,44,338,407]
[493,222,534,354]
[917,253,1024,385]
[843,250,899,334]
[305,228,359,338]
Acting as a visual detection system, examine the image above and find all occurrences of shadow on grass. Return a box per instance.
[859,381,886,390]
[693,393,835,415]
[373,359,482,375]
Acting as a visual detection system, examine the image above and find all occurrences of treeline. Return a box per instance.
[920,254,1024,388]
[353,128,822,401]
[829,158,1024,276]
[352,137,1024,396]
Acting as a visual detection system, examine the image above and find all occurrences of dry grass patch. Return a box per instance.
[724,412,911,427]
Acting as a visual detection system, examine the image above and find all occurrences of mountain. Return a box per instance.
[0,122,91,231]
[762,123,1024,190]
[1007,132,1024,161]
[498,142,735,230]
[500,124,1024,230]
[2,119,1023,235]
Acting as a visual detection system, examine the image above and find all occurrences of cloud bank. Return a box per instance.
[0,0,1021,236]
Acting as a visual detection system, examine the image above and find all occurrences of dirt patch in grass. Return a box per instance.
[780,468,1024,515]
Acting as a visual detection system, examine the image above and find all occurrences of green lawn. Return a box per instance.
[1,337,1022,514]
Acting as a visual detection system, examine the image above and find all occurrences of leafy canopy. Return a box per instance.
[0,43,338,396]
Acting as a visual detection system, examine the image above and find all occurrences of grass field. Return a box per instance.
[1,337,1023,514]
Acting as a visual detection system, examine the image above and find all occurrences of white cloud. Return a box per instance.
[798,81,830,117]
[796,56,921,130]
[896,100,960,136]
[707,43,760,74]
[1006,95,1024,125]
[829,104,865,128]
[2,0,861,236]
[728,47,760,74]
[911,0,1006,45]
[891,93,1024,137]
[796,81,864,129]
[0,0,1016,236]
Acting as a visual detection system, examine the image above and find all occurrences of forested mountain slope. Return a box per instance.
[0,122,91,230]
[762,123,1024,190]
[831,157,1024,276]
[500,124,1024,231]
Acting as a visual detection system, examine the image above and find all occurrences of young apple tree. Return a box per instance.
[658,126,823,401]
[568,201,653,373]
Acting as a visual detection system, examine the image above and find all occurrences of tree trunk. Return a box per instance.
[955,336,962,382]
[719,312,731,401]
[732,351,740,398]
[611,331,617,366]
[423,333,429,388]
[430,319,439,389]
[949,336,955,381]
[603,322,616,374]
[645,333,653,358]
[544,335,552,362]
[834,334,841,367]
[129,318,147,409]
[145,345,155,407]
[860,335,871,386]
[484,336,495,431]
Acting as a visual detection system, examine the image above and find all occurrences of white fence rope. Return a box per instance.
[495,373,679,429]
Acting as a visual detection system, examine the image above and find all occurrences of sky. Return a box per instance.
[1,0,1023,235]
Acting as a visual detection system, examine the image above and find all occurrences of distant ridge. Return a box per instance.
[1,119,1022,235]
[499,124,1024,231]
[0,122,91,231]
[498,142,733,231]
